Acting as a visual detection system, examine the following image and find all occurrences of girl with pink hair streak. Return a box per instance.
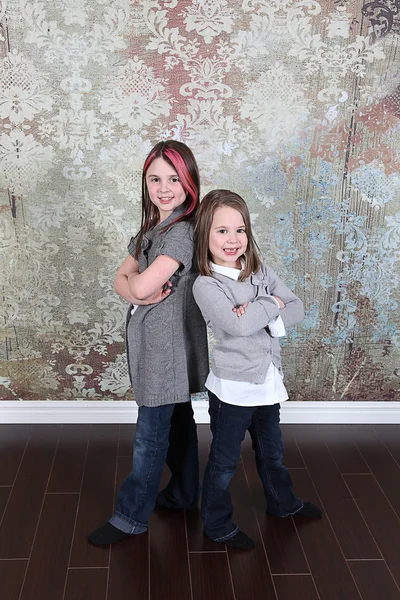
[89,141,208,546]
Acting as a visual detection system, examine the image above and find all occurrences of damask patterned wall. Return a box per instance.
[0,0,399,402]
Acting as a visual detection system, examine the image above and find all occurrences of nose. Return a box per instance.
[227,233,238,244]
[158,179,170,192]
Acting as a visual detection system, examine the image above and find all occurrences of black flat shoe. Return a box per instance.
[203,529,255,550]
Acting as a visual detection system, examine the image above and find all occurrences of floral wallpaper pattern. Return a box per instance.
[0,0,399,402]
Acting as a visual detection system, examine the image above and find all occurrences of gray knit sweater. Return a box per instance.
[192,263,304,384]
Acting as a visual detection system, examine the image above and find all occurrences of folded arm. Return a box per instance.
[114,254,173,304]
[193,278,280,338]
[266,267,304,327]
[127,254,180,301]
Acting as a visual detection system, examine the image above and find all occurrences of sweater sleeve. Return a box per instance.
[158,222,194,276]
[127,233,139,258]
[192,276,280,338]
[264,265,305,327]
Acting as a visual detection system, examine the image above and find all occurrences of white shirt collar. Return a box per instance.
[210,261,241,281]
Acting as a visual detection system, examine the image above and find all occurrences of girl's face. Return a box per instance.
[146,156,187,222]
[209,206,248,269]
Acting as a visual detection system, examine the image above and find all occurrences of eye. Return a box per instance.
[238,228,246,234]
[171,176,180,183]
[217,229,227,234]
[149,177,159,183]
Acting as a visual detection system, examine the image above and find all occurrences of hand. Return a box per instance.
[272,295,285,308]
[232,302,248,317]
[142,281,172,305]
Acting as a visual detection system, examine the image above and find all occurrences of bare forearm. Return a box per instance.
[114,274,148,305]
[126,255,180,301]
[127,272,142,299]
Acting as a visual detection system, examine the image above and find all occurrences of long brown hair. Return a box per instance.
[195,189,261,281]
[134,140,200,260]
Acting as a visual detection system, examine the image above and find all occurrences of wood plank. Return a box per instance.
[47,425,91,493]
[344,474,400,589]
[0,425,61,559]
[290,469,361,600]
[108,534,149,600]
[64,568,108,600]
[190,553,235,600]
[20,493,78,600]
[149,505,192,600]
[320,426,370,474]
[0,487,11,522]
[185,507,219,552]
[260,514,310,577]
[118,424,135,457]
[0,559,27,600]
[69,424,119,568]
[348,560,400,600]
[241,435,309,575]
[108,456,149,600]
[294,428,380,559]
[354,434,400,519]
[280,426,306,468]
[273,574,320,600]
[227,462,277,600]
[375,425,400,464]
[0,425,31,485]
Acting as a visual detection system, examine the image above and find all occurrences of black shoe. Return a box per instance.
[295,501,322,518]
[267,501,322,519]
[88,522,131,546]
[204,529,255,550]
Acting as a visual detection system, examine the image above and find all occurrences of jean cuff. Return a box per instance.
[109,511,148,534]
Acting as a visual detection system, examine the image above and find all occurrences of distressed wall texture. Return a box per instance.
[0,0,399,402]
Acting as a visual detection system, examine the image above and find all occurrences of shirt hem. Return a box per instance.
[134,395,193,408]
[208,394,288,407]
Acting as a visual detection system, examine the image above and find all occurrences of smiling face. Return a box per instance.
[145,156,187,222]
[209,206,248,269]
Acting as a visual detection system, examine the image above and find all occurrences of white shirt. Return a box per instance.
[205,262,289,407]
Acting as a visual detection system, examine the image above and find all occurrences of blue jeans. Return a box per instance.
[202,392,303,541]
[110,401,200,534]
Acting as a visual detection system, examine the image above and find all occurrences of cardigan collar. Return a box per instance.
[144,204,187,244]
[210,261,241,281]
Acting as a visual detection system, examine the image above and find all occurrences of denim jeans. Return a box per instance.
[110,401,200,534]
[202,392,303,542]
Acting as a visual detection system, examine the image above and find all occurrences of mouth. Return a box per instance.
[223,248,240,256]
[159,197,174,204]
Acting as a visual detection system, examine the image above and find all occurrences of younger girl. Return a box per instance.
[193,189,321,550]
[89,141,209,545]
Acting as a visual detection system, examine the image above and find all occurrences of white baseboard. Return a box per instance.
[1,400,400,424]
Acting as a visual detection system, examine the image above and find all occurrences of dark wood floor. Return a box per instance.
[0,423,400,600]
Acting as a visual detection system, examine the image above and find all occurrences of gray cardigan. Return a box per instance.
[192,263,304,384]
